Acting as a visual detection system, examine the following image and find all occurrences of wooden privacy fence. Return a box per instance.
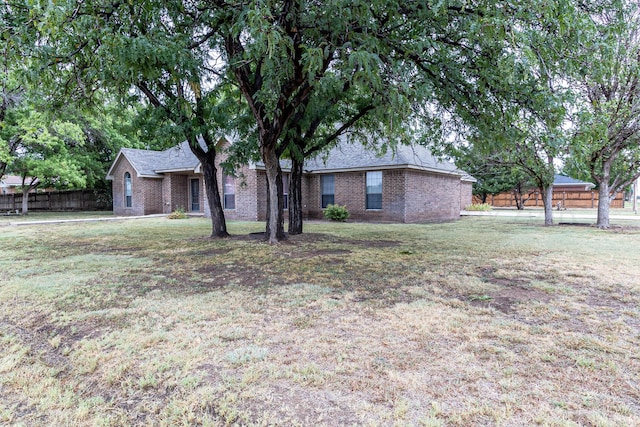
[0,190,110,212]
[475,190,625,209]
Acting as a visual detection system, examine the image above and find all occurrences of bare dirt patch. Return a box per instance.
[469,286,552,313]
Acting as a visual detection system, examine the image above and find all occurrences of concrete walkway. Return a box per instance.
[2,213,168,227]
[3,210,640,227]
[461,209,640,222]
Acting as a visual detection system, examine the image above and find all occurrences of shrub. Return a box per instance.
[465,203,492,211]
[167,207,187,219]
[323,204,349,221]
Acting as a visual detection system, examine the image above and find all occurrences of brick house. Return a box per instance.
[106,139,475,222]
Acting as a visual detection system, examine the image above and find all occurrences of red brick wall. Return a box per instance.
[305,171,370,220]
[460,181,473,210]
[168,174,189,212]
[222,165,260,221]
[302,175,321,218]
[404,170,462,222]
[111,157,146,216]
[305,169,464,223]
[142,178,163,214]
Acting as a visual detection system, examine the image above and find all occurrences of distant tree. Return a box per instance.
[445,0,588,225]
[568,2,640,228]
[6,110,86,214]
[67,102,147,205]
[32,1,234,237]
[454,144,531,208]
[0,0,32,178]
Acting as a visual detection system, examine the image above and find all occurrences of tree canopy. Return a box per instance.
[16,0,640,231]
[567,1,640,227]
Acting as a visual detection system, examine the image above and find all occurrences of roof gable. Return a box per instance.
[106,141,203,180]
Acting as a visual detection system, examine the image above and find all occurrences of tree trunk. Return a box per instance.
[596,180,611,228]
[288,157,304,235]
[262,146,285,243]
[542,185,554,226]
[513,188,524,210]
[594,160,613,228]
[199,152,229,238]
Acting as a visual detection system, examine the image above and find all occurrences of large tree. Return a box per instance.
[217,0,573,240]
[439,0,586,225]
[32,1,234,237]
[1,0,33,178]
[569,2,640,228]
[6,109,87,214]
[31,0,600,238]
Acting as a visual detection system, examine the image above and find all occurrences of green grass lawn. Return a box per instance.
[0,216,638,426]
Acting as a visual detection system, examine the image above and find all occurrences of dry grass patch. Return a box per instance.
[0,217,639,425]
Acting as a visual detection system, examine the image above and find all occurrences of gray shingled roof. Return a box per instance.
[154,141,201,173]
[553,174,595,188]
[109,138,474,182]
[304,141,474,180]
[107,141,201,179]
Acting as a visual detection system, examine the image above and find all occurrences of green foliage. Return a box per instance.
[465,203,492,212]
[567,2,640,204]
[323,204,349,222]
[22,0,633,234]
[6,109,87,189]
[454,143,531,201]
[167,207,187,220]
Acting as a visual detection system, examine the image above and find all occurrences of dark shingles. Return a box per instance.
[304,141,471,179]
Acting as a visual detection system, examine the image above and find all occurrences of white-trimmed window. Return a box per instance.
[321,174,334,208]
[124,172,132,208]
[223,175,235,209]
[190,178,200,212]
[366,171,382,210]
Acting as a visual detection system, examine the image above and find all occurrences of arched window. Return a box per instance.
[124,172,132,208]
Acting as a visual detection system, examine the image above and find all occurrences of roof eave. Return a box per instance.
[155,167,199,174]
[305,163,465,177]
[554,183,595,189]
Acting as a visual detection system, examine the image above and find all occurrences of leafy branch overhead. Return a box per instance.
[5,0,640,231]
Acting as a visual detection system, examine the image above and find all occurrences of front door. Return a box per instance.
[190,178,200,212]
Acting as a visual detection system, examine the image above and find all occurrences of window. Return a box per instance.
[282,173,289,210]
[321,174,334,208]
[366,171,382,209]
[190,179,200,212]
[223,175,235,209]
[124,172,132,208]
